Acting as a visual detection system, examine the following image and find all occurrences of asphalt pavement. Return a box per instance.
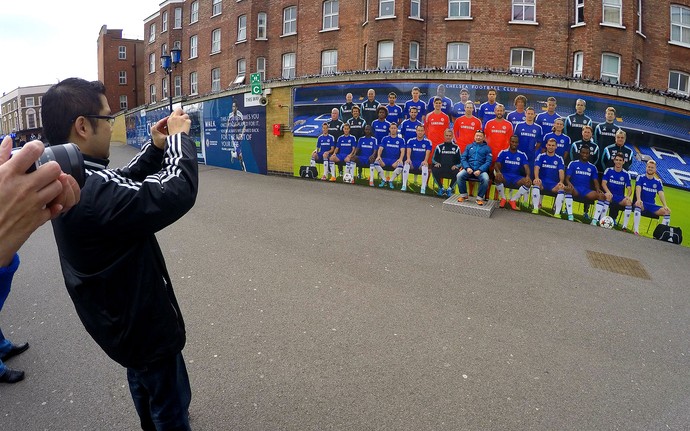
[1,142,690,431]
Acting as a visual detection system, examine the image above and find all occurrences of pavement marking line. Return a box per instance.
[586,250,651,280]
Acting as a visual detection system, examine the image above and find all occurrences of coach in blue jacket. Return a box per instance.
[456,129,493,205]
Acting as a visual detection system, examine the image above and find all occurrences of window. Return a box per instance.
[26,110,36,129]
[149,23,156,42]
[511,0,535,23]
[190,1,199,23]
[573,51,583,77]
[322,50,338,74]
[602,0,622,26]
[237,15,247,41]
[174,76,182,97]
[671,5,690,45]
[118,46,126,60]
[379,0,395,17]
[364,0,369,22]
[211,68,221,92]
[119,71,127,85]
[510,48,534,73]
[234,59,246,84]
[119,95,128,110]
[447,42,469,69]
[162,11,168,32]
[282,53,296,78]
[575,0,584,25]
[212,0,222,16]
[149,53,155,73]
[410,0,421,19]
[669,71,689,95]
[173,40,181,50]
[190,72,198,95]
[150,84,157,103]
[174,8,182,28]
[448,0,471,18]
[283,6,297,35]
[257,57,266,81]
[635,61,641,86]
[211,29,221,53]
[409,41,419,69]
[600,53,621,83]
[162,77,168,99]
[323,0,339,29]
[25,97,34,107]
[162,43,168,56]
[636,0,643,34]
[190,35,198,58]
[377,40,394,69]
[257,13,267,39]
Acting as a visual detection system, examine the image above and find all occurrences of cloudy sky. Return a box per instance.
[1,0,161,92]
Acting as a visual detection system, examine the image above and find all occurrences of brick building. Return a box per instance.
[137,0,690,107]
[0,85,52,145]
[97,25,146,113]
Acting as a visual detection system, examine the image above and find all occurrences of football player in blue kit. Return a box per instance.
[535,97,561,133]
[513,107,543,168]
[506,94,527,128]
[371,106,392,143]
[385,92,403,126]
[402,124,432,193]
[494,135,532,210]
[541,118,571,165]
[403,87,427,121]
[329,123,357,183]
[313,122,335,181]
[355,125,379,186]
[478,88,498,126]
[598,153,633,229]
[531,138,567,216]
[375,122,406,189]
[400,106,423,143]
[633,160,671,235]
[564,145,605,222]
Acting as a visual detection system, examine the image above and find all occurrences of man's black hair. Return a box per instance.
[42,78,106,144]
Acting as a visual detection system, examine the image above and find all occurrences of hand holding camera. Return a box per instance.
[151,108,192,150]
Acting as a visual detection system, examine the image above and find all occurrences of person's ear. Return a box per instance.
[72,116,90,140]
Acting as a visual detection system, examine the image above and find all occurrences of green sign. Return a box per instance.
[250,72,262,95]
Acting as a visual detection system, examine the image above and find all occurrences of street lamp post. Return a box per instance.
[160,47,182,113]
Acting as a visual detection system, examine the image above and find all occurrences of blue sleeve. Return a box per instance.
[0,253,20,309]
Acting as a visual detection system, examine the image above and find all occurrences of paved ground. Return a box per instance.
[1,142,690,431]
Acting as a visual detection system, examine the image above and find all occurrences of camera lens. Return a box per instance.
[36,144,86,188]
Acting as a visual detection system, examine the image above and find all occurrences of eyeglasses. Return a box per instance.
[82,115,115,127]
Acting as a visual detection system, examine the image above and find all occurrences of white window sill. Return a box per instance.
[255,37,268,41]
[600,22,626,29]
[362,20,368,27]
[636,30,646,39]
[668,89,689,96]
[375,15,396,21]
[668,40,690,49]
[210,51,221,56]
[281,32,297,38]
[408,16,423,22]
[235,40,247,45]
[188,56,198,60]
[509,20,538,26]
[571,22,585,28]
[445,16,473,21]
[319,27,339,33]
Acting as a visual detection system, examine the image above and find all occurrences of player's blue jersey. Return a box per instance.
[514,122,543,160]
[506,111,526,128]
[636,175,663,204]
[451,102,475,119]
[567,160,597,190]
[535,153,565,184]
[371,119,391,142]
[542,132,571,159]
[404,99,427,118]
[406,137,432,166]
[385,104,403,125]
[335,134,356,157]
[379,135,405,159]
[316,134,335,153]
[478,101,497,125]
[400,119,423,143]
[356,136,378,161]
[535,111,561,133]
[602,167,631,197]
[497,149,529,177]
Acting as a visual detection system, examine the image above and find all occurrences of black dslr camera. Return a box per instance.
[12,143,86,188]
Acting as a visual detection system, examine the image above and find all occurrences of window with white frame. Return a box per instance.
[448,0,471,18]
[671,5,690,45]
[191,1,199,23]
[377,40,394,69]
[238,15,247,41]
[323,0,339,29]
[120,95,128,110]
[322,50,338,74]
[149,23,156,42]
[602,0,622,26]
[173,40,181,50]
[118,46,126,60]
[447,42,469,69]
[119,71,127,85]
[174,75,182,97]
[25,97,34,107]
[510,48,534,72]
[364,0,369,22]
[257,57,266,81]
[635,61,641,86]
[600,53,621,83]
[636,0,643,34]
[190,72,198,95]
[379,0,395,17]
[211,68,221,92]
[26,109,36,129]
[409,41,419,69]
[573,51,583,77]
[282,52,296,78]
[235,59,246,84]
[575,0,585,25]
[162,77,168,99]
[257,12,267,39]
[162,11,168,32]
[511,0,535,23]
[211,29,221,53]
[150,84,157,103]
[283,6,297,35]
[174,8,182,28]
[212,0,222,16]
[162,43,168,56]
[669,71,689,95]
[410,0,420,19]
[190,35,198,58]
[149,53,155,73]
